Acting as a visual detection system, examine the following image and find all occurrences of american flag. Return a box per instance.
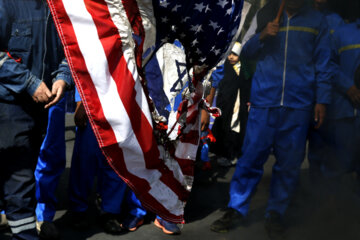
[47,0,244,223]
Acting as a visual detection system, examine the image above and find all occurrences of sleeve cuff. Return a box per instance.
[25,74,42,97]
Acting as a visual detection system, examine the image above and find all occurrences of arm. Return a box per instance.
[200,64,224,131]
[201,87,216,131]
[45,59,74,108]
[0,5,52,103]
[313,17,333,128]
[241,13,278,60]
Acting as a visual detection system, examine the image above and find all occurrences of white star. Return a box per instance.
[181,16,191,23]
[214,49,221,55]
[217,27,224,35]
[226,7,232,16]
[195,48,202,55]
[161,16,168,23]
[172,4,181,12]
[210,45,216,51]
[180,33,186,39]
[199,57,207,62]
[195,25,203,34]
[234,14,241,22]
[190,24,203,34]
[205,5,211,13]
[194,2,205,12]
[191,39,198,47]
[171,25,177,32]
[209,20,219,30]
[160,0,170,8]
[217,0,228,9]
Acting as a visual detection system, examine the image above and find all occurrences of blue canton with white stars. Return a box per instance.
[152,0,244,72]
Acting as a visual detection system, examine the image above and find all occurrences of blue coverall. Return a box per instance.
[314,19,360,177]
[68,89,128,215]
[228,7,332,217]
[0,1,72,239]
[307,11,345,178]
[35,91,75,222]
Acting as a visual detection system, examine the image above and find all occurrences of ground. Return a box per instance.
[1,114,360,240]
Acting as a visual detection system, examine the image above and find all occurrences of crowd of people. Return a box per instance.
[0,0,360,239]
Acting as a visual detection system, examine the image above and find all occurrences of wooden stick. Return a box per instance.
[274,0,285,23]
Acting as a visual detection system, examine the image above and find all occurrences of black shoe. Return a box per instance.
[67,211,89,229]
[100,214,126,235]
[210,208,244,233]
[38,221,60,240]
[264,211,285,240]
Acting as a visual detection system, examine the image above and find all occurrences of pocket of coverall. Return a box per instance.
[8,23,32,62]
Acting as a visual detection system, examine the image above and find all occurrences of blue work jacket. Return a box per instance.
[323,11,344,34]
[328,19,360,119]
[0,0,72,102]
[241,7,332,110]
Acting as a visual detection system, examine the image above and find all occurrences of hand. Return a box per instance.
[200,109,210,131]
[346,85,360,107]
[44,80,67,109]
[314,103,326,129]
[74,101,87,128]
[259,21,279,41]
[32,82,52,103]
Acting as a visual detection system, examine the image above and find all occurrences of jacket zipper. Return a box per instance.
[280,17,290,106]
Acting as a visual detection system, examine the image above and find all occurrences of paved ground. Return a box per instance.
[1,113,360,240]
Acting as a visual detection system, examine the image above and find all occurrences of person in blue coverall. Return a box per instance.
[70,90,178,235]
[210,0,332,236]
[317,17,360,178]
[67,88,129,234]
[0,0,72,239]
[34,91,75,240]
[307,0,345,181]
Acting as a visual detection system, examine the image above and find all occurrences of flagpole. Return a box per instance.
[274,0,285,23]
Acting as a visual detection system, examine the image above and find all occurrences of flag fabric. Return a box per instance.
[47,0,244,223]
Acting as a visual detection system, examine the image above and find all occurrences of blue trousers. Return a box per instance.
[68,122,127,214]
[228,107,311,217]
[0,100,45,240]
[308,116,360,178]
[126,191,147,219]
[35,96,66,222]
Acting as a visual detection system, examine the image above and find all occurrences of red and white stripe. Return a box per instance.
[47,0,200,223]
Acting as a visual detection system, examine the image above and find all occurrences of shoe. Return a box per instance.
[67,211,89,229]
[100,214,126,235]
[210,208,244,233]
[121,215,144,232]
[37,221,60,240]
[154,217,181,235]
[264,211,285,240]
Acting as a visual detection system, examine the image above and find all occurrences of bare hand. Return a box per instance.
[260,21,279,41]
[314,103,326,129]
[45,80,67,109]
[346,85,360,107]
[32,82,52,103]
[74,101,87,128]
[200,109,210,131]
